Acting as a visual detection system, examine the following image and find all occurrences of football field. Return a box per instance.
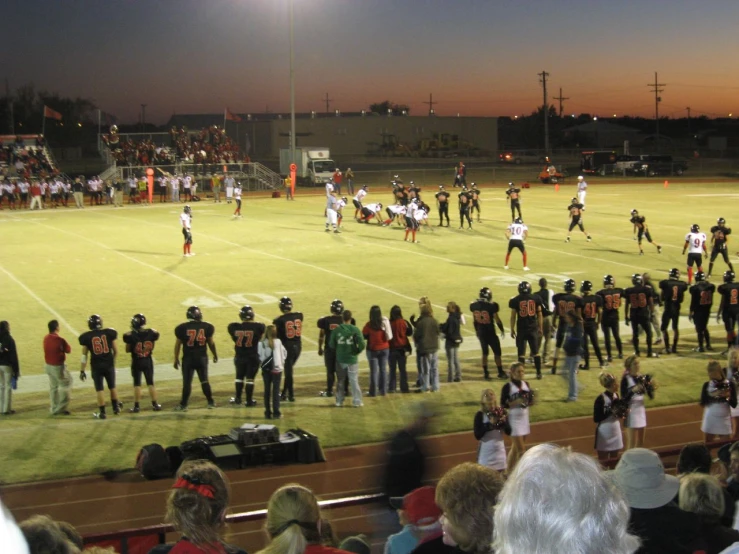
[0,179,736,483]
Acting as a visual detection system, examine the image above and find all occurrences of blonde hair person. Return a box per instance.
[474,389,511,472]
[435,463,503,554]
[500,362,532,469]
[679,473,739,552]
[700,360,737,442]
[621,355,647,450]
[594,372,624,462]
[258,484,350,554]
[493,443,639,554]
[726,347,739,438]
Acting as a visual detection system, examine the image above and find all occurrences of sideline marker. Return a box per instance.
[554,183,560,192]
[664,180,669,188]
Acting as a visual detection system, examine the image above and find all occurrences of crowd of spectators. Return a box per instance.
[0,135,57,180]
[102,125,249,167]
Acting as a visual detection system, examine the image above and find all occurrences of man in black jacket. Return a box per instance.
[0,320,20,415]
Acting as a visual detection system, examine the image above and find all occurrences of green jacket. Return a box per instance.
[330,323,365,364]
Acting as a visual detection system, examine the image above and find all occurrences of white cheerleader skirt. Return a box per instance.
[625,396,646,429]
[702,403,733,436]
[596,417,623,452]
[508,406,530,437]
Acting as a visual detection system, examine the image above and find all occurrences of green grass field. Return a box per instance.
[0,179,736,484]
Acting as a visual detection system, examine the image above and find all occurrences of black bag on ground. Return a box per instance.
[135,444,172,480]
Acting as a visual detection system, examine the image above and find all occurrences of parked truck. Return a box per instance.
[279,147,337,186]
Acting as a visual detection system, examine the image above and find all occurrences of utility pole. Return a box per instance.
[323,93,333,114]
[553,87,569,117]
[141,104,147,132]
[423,93,437,115]
[538,70,550,152]
[647,72,665,150]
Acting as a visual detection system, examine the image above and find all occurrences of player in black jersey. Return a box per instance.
[658,268,689,354]
[565,198,591,242]
[273,296,304,402]
[596,275,624,362]
[173,306,218,411]
[708,217,734,278]
[630,209,662,255]
[717,271,739,351]
[122,313,161,413]
[534,278,554,365]
[458,187,473,229]
[227,305,265,407]
[79,314,120,419]
[506,182,522,222]
[509,281,543,379]
[689,271,715,352]
[470,287,506,379]
[580,281,605,369]
[469,183,481,222]
[435,186,450,227]
[317,299,348,397]
[624,274,658,358]
[550,278,583,374]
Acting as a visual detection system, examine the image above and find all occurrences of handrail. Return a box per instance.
[600,438,734,469]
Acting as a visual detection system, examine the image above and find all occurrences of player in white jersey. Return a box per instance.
[49,180,61,208]
[183,174,193,202]
[170,175,180,203]
[577,176,588,209]
[158,175,168,202]
[353,185,368,219]
[358,202,383,224]
[325,193,341,233]
[224,174,235,203]
[682,223,708,284]
[383,203,406,226]
[335,196,347,227]
[180,205,194,256]
[233,182,243,218]
[17,179,29,208]
[504,218,530,271]
[403,199,420,242]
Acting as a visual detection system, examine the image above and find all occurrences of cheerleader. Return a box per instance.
[701,360,737,442]
[500,362,533,469]
[594,372,624,462]
[621,355,648,450]
[726,347,739,438]
[474,388,511,472]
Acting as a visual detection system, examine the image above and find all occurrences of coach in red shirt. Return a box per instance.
[43,319,72,415]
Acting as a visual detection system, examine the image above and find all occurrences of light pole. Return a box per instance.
[289,0,296,168]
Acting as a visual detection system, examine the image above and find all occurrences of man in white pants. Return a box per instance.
[325,192,340,233]
[577,176,587,209]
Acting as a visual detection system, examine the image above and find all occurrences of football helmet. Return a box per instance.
[631,274,643,286]
[279,296,293,313]
[564,278,576,293]
[341,196,347,203]
[186,306,202,321]
[603,274,615,286]
[131,313,146,330]
[694,271,706,282]
[183,205,191,215]
[508,182,515,188]
[630,209,638,216]
[724,271,736,284]
[691,224,700,233]
[362,185,368,191]
[409,180,415,186]
[377,202,383,209]
[718,217,726,226]
[479,287,493,302]
[471,182,478,188]
[439,185,445,190]
[330,299,344,315]
[571,197,578,204]
[514,217,523,224]
[669,268,681,280]
[518,281,532,294]
[580,280,593,293]
[239,305,255,321]
[88,314,103,330]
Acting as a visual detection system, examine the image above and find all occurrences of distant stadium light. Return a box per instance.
[402,109,407,115]
[514,115,518,119]
[593,116,598,121]
[278,114,283,119]
[572,114,576,118]
[335,109,340,117]
[613,113,617,117]
[457,113,460,117]
[429,109,435,115]
[361,109,366,116]
[311,110,316,118]
[247,114,252,121]
[78,122,82,127]
[387,108,392,116]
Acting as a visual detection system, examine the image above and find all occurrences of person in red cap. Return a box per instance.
[386,486,442,554]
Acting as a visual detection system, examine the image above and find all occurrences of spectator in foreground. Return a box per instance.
[330,310,365,408]
[256,483,350,554]
[413,304,440,393]
[679,473,739,554]
[19,514,78,554]
[677,443,735,527]
[494,443,639,554]
[608,447,700,554]
[149,459,246,554]
[0,500,28,554]
[0,320,20,415]
[385,486,441,554]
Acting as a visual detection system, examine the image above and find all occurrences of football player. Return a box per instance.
[580,280,605,369]
[658,268,689,354]
[227,306,265,407]
[565,197,591,242]
[403,200,420,243]
[717,271,739,351]
[79,315,120,419]
[509,281,543,379]
[173,306,218,411]
[596,275,624,362]
[232,181,243,218]
[630,209,662,255]
[470,183,482,222]
[336,196,348,227]
[624,274,658,358]
[550,278,583,374]
[469,287,506,379]
[383,203,406,226]
[181,205,194,257]
[317,299,348,398]
[682,223,707,284]
[435,185,450,227]
[458,186,473,229]
[504,217,529,271]
[708,217,734,278]
[353,185,368,219]
[273,297,304,402]
[506,182,522,222]
[325,192,341,233]
[358,202,383,224]
[122,313,162,413]
[689,271,715,352]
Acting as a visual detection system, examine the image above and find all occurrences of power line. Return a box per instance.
[422,93,437,115]
[647,72,665,146]
[553,87,569,117]
[538,70,550,152]
[322,93,333,114]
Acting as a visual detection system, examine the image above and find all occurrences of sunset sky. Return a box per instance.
[5,0,739,124]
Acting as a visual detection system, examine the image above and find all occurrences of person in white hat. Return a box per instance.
[608,448,701,553]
